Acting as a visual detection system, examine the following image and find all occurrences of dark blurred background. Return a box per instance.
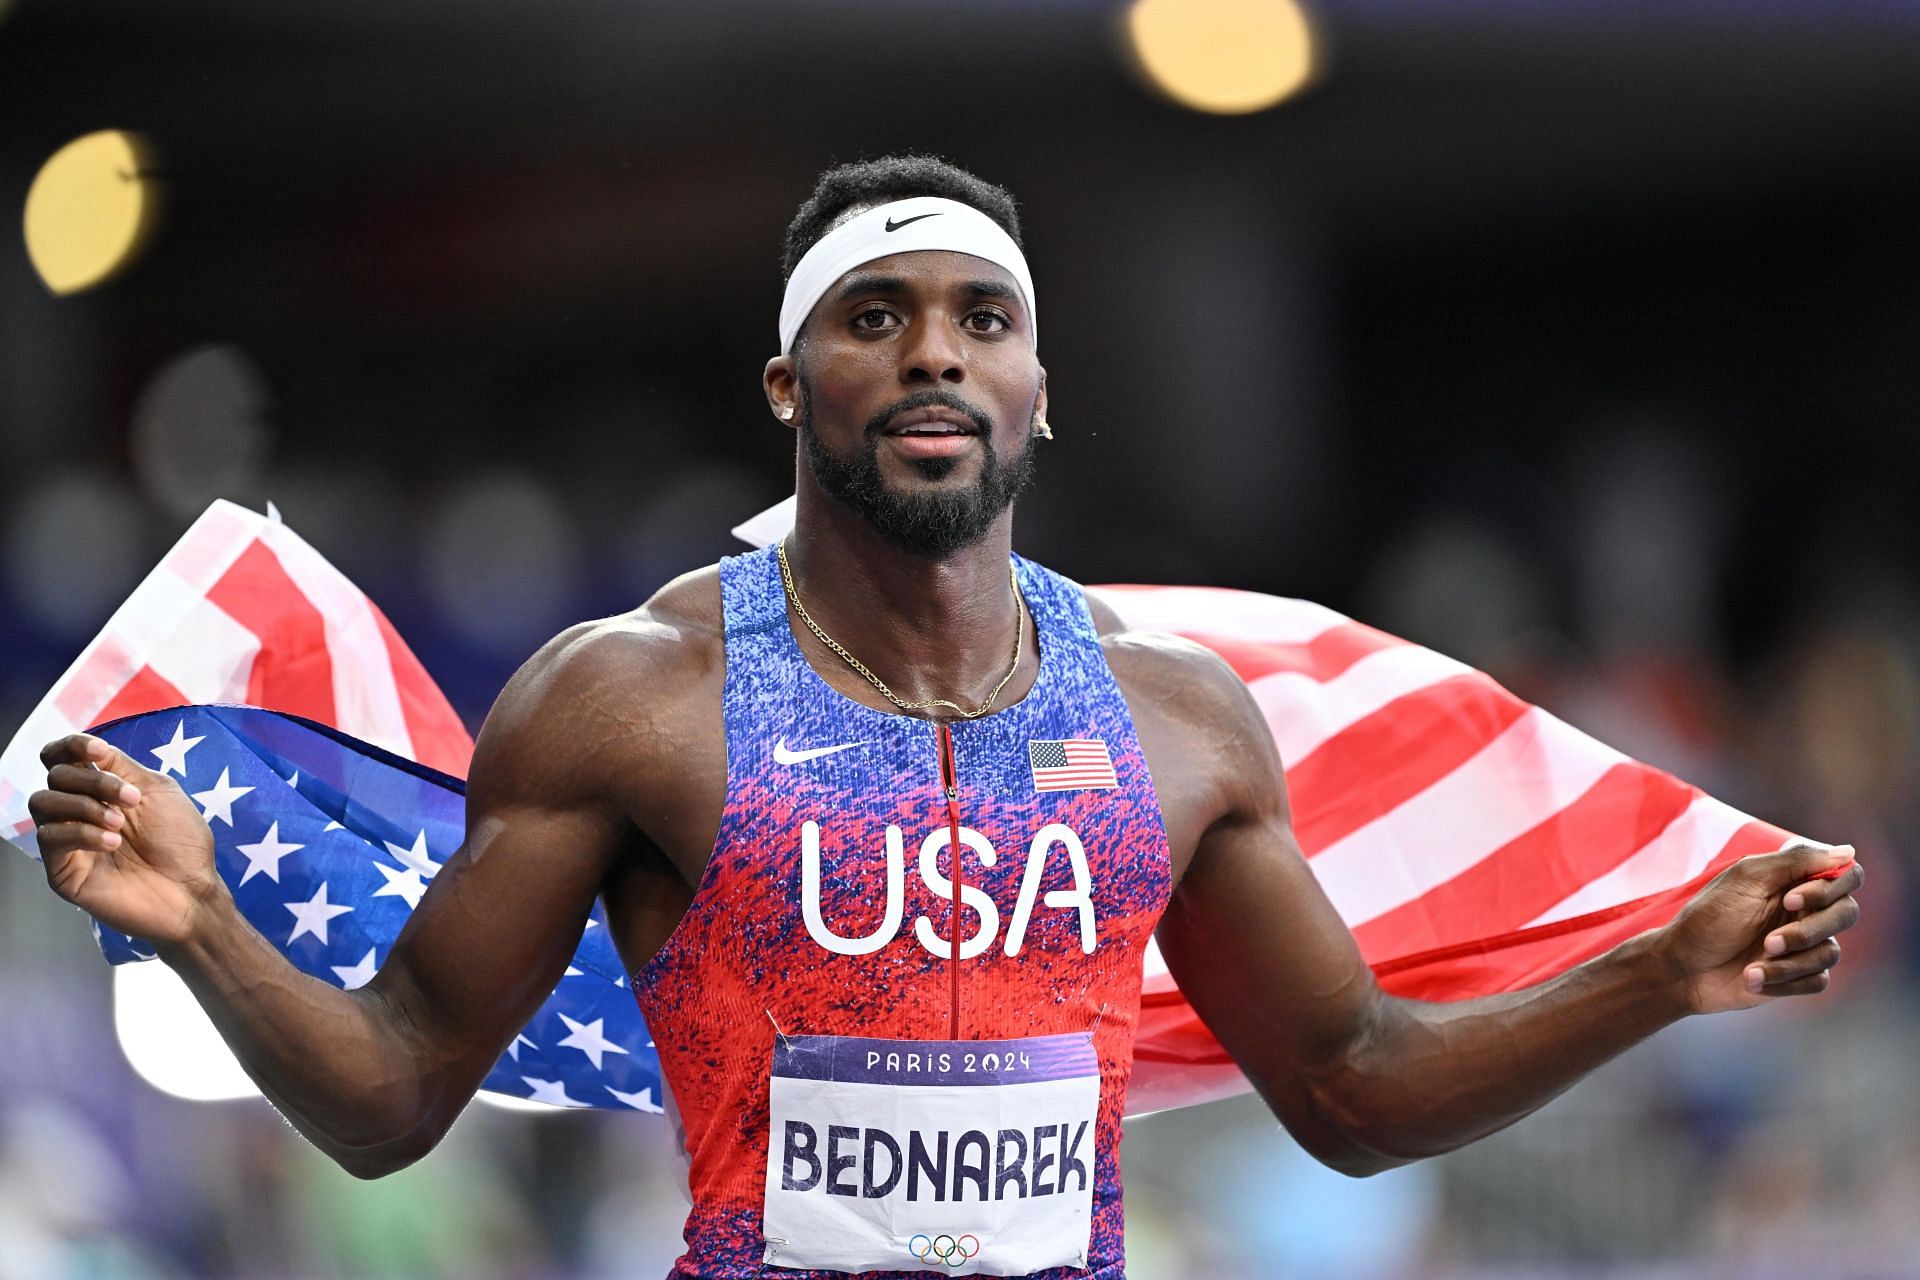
[3,2,1919,1277]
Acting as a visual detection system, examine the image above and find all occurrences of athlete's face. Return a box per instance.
[766,249,1047,558]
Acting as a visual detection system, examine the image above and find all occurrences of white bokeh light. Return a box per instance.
[2,469,147,638]
[422,468,584,658]
[113,963,571,1112]
[129,343,273,520]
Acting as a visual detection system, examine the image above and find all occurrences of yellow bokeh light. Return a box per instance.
[23,129,162,295]
[1125,0,1320,116]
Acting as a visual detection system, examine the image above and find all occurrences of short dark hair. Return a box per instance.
[780,154,1023,282]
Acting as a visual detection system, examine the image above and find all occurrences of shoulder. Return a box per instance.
[470,565,728,804]
[1081,587,1269,754]
[1072,584,1287,874]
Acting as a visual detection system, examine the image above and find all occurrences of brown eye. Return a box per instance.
[966,308,1010,333]
[855,307,894,330]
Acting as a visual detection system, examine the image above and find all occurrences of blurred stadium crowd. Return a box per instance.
[5,0,1920,1277]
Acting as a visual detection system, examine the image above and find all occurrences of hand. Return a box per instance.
[1660,841,1863,1015]
[28,733,228,948]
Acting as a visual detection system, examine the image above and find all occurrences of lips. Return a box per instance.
[884,407,980,438]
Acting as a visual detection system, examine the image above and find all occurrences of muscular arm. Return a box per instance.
[1120,636,1861,1177]
[35,607,713,1179]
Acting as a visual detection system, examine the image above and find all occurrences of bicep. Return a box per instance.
[365,630,639,1113]
[1154,704,1385,1154]
[1159,803,1377,1081]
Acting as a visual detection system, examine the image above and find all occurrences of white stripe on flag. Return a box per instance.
[1251,642,1472,766]
[1089,585,1348,646]
[1308,708,1629,928]
[112,561,224,660]
[162,500,264,593]
[1524,793,1753,927]
[145,597,263,705]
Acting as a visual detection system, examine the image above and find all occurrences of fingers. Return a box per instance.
[27,786,127,837]
[1763,894,1862,959]
[1747,840,1855,889]
[1750,971,1832,999]
[1783,860,1865,913]
[36,818,121,857]
[40,732,112,770]
[44,761,142,809]
[1744,938,1842,993]
[37,733,157,800]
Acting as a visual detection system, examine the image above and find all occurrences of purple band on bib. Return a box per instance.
[772,1032,1097,1088]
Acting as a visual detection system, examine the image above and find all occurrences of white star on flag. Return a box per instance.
[606,1085,663,1113]
[521,1076,583,1107]
[371,861,427,909]
[149,720,204,778]
[507,1033,537,1062]
[556,1014,629,1071]
[285,881,353,945]
[191,767,254,826]
[331,947,379,989]
[383,830,441,880]
[235,821,304,885]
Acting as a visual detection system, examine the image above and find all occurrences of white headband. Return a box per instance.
[777,196,1036,354]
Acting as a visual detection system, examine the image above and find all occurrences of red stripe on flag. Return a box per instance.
[204,540,337,726]
[1349,762,1701,961]
[1132,818,1795,1073]
[91,664,190,728]
[1372,819,1794,1000]
[1173,622,1406,686]
[373,605,474,776]
[1289,673,1531,857]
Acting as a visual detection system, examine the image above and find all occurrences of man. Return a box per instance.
[30,155,1862,1279]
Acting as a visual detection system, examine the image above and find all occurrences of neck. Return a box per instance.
[782,482,1030,716]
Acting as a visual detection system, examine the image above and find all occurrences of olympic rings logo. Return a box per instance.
[908,1233,981,1267]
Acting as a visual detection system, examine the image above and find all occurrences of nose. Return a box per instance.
[899,311,966,386]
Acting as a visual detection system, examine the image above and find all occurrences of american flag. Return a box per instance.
[3,502,1809,1118]
[1029,739,1118,792]
[0,502,663,1114]
[1087,583,1802,1113]
[76,704,665,1114]
[1,499,471,849]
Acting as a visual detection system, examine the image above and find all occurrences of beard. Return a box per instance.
[798,379,1036,559]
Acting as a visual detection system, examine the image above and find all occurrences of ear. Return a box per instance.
[764,354,799,427]
[1034,365,1048,427]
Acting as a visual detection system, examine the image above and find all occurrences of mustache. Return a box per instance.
[860,388,996,440]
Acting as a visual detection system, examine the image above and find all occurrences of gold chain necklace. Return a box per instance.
[776,538,1025,720]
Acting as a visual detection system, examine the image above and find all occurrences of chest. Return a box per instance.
[716,716,1170,967]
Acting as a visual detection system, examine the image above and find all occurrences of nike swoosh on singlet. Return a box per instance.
[884,212,942,232]
[772,737,869,765]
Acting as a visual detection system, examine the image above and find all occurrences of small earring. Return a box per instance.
[779,405,795,421]
[1033,417,1053,440]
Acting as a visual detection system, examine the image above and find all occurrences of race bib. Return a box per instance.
[762,1032,1099,1274]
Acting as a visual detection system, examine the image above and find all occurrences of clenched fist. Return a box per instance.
[1660,840,1864,1015]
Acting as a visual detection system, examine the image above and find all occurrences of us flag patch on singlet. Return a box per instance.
[1028,739,1118,792]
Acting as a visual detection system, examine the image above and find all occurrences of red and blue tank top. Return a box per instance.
[632,545,1172,1278]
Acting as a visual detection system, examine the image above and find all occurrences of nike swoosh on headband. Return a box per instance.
[884,212,943,232]
[778,196,1035,353]
[773,737,869,765]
